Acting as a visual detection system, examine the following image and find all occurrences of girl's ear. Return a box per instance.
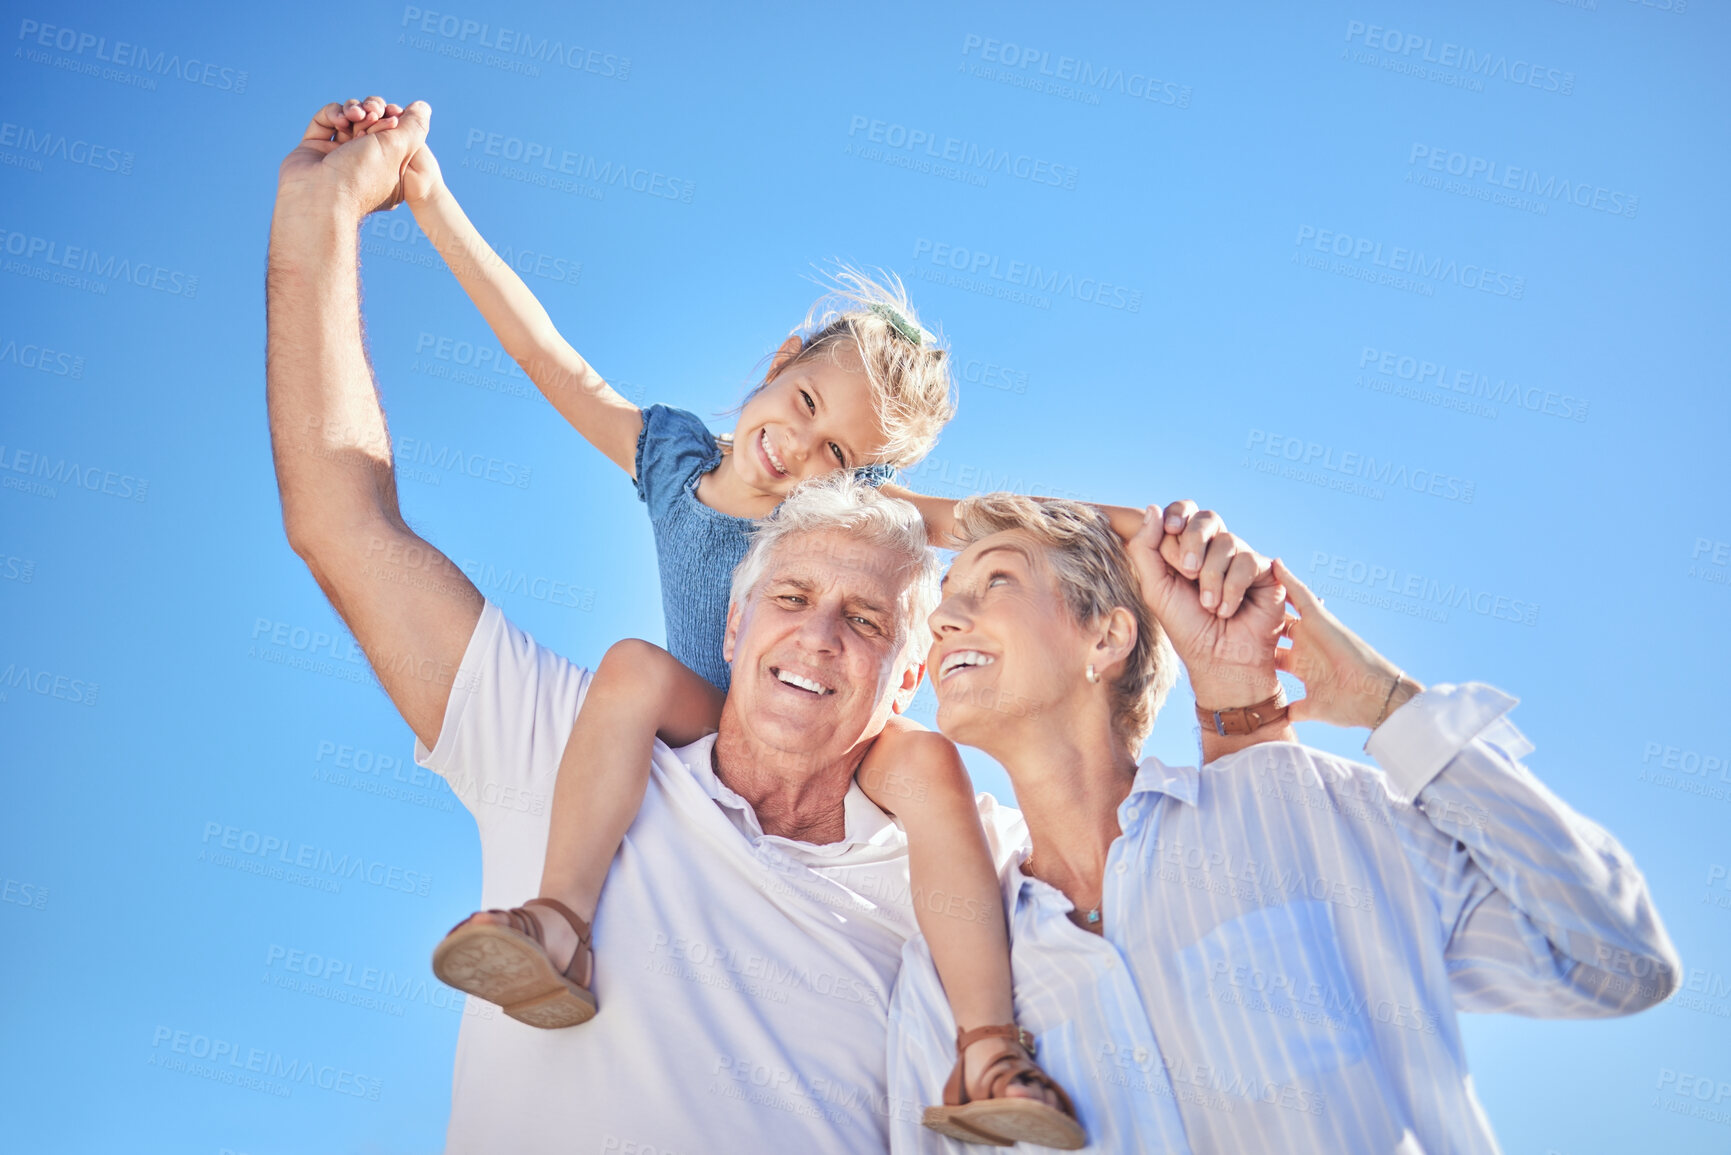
[765,335,803,381]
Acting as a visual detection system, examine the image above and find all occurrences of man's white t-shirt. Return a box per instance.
[416,603,935,1154]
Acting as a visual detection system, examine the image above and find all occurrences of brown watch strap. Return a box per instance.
[1196,689,1289,736]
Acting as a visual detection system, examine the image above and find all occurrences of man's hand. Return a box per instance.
[1271,559,1425,729]
[276,96,431,223]
[1128,505,1286,710]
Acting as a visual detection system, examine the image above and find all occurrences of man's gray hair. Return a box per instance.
[729,474,940,663]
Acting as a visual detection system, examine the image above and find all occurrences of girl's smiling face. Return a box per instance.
[733,339,892,497]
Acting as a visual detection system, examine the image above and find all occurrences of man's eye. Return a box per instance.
[800,390,816,414]
[830,443,846,467]
[779,595,807,606]
[987,573,1009,588]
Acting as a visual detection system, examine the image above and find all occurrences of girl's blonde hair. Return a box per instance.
[744,264,957,471]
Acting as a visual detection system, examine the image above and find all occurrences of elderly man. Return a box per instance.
[269,96,943,1153]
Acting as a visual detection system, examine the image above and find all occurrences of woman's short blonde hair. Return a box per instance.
[746,264,956,471]
[949,493,1177,757]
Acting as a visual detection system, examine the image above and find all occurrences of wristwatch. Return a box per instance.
[1196,689,1289,736]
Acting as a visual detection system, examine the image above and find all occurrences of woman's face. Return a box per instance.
[927,529,1096,752]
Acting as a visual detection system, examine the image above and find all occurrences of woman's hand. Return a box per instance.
[1272,559,1425,729]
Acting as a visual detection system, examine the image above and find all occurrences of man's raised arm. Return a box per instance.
[268,97,482,748]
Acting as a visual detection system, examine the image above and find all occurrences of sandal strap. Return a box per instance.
[943,1023,1042,1108]
[976,1051,1077,1119]
[522,898,594,986]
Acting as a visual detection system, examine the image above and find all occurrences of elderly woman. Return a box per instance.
[888,494,1679,1154]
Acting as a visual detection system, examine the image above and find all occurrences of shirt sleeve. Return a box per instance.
[1368,683,1681,1017]
[414,602,592,838]
[633,403,720,513]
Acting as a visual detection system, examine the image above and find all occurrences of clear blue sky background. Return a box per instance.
[3,1,1728,1151]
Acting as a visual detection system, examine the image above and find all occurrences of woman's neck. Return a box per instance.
[995,722,1140,911]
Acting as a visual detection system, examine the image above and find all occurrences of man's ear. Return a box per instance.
[891,655,926,715]
[764,334,803,382]
[722,600,743,664]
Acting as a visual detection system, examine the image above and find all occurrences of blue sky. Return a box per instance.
[2,0,1728,1151]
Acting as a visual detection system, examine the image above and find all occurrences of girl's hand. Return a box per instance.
[1271,558,1425,729]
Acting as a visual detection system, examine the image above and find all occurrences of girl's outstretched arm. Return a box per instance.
[402,146,643,476]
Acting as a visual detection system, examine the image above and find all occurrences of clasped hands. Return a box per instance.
[1132,507,1423,732]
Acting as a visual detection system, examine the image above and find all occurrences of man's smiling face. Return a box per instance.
[721,528,923,763]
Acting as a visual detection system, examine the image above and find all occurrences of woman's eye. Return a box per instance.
[830,443,846,467]
[800,390,816,414]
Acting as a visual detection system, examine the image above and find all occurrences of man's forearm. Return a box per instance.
[266,206,399,553]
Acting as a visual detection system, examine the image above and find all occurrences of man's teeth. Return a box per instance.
[941,651,995,678]
[761,429,788,475]
[775,669,830,694]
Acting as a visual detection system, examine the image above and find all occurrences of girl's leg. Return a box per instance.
[527,639,725,971]
[856,718,1055,1109]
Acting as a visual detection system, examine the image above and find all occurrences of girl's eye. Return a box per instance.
[800,390,816,414]
[830,443,846,467]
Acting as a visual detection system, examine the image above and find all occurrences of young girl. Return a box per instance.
[336,99,1119,1148]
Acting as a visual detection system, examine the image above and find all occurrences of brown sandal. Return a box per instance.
[430,897,597,1029]
[921,1024,1087,1149]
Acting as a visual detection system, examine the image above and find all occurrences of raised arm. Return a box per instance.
[400,145,642,475]
[268,98,483,749]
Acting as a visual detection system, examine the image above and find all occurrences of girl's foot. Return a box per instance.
[431,898,596,1029]
[922,1024,1086,1149]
